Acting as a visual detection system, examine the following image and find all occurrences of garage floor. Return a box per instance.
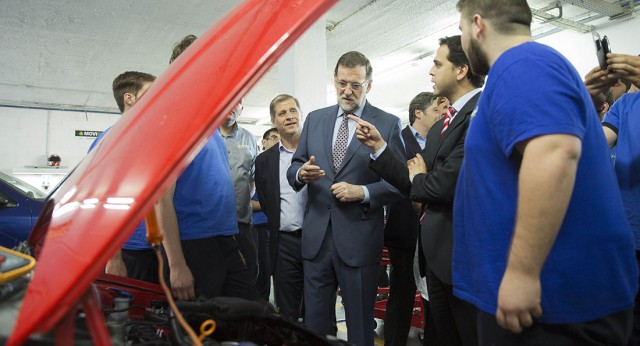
[334,300,425,345]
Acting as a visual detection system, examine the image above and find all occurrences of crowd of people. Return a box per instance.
[95,0,640,345]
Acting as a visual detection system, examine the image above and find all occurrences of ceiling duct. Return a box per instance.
[531,3,595,32]
[561,0,626,17]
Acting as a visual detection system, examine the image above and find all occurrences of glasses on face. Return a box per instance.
[336,80,369,91]
[268,135,279,141]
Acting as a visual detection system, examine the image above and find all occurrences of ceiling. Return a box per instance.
[0,0,637,128]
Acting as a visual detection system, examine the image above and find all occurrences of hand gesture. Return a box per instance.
[496,268,543,333]
[584,66,615,98]
[349,115,386,153]
[299,155,325,184]
[330,182,365,202]
[408,153,427,182]
[607,53,640,88]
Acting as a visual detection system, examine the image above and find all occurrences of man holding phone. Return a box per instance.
[586,52,640,345]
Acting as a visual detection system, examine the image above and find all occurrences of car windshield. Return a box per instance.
[0,171,47,200]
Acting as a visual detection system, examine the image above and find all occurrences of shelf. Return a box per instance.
[13,167,71,175]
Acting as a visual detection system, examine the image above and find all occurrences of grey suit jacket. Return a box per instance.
[287,101,405,267]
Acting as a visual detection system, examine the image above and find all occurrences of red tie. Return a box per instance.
[440,106,455,139]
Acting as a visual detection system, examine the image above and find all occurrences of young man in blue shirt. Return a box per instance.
[89,71,157,283]
[452,0,637,344]
[586,52,640,345]
[158,34,258,301]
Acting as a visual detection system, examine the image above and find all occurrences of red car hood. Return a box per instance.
[9,0,335,343]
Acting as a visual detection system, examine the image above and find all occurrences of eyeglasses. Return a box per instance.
[336,80,369,91]
[267,135,279,141]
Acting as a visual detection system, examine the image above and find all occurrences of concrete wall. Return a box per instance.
[0,106,120,172]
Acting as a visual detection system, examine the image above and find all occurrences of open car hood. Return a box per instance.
[9,0,335,343]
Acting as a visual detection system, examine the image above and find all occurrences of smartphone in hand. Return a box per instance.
[593,32,611,71]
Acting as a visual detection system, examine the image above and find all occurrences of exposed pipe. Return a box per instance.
[0,103,119,115]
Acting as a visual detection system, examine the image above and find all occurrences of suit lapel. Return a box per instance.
[401,126,421,159]
[425,92,480,164]
[439,92,480,143]
[323,106,339,176]
[267,145,280,207]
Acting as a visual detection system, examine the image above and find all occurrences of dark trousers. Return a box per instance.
[422,297,440,346]
[164,235,258,300]
[122,248,159,284]
[273,231,304,321]
[428,268,477,346]
[384,245,417,346]
[630,251,640,346]
[304,227,379,346]
[236,222,258,284]
[254,223,271,301]
[477,308,632,345]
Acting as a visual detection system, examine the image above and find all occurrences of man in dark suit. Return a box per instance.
[351,36,485,346]
[255,94,306,321]
[252,128,279,301]
[286,51,404,346]
[383,91,443,346]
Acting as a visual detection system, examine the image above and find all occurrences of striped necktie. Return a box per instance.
[440,106,456,139]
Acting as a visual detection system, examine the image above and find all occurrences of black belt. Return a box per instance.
[280,229,302,237]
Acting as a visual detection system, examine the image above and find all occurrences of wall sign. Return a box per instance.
[75,130,102,137]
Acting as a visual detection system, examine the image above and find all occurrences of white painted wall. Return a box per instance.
[537,16,640,78]
[0,106,120,172]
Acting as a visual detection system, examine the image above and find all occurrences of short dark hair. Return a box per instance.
[439,36,485,88]
[605,89,615,107]
[457,0,532,34]
[269,94,301,122]
[409,92,436,125]
[170,35,197,64]
[334,51,372,80]
[262,127,278,140]
[620,79,633,92]
[112,71,156,113]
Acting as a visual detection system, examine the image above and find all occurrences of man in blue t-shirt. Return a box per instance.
[454,0,637,344]
[586,53,640,344]
[89,71,157,283]
[159,34,258,301]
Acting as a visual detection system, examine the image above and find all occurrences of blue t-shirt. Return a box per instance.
[89,128,150,250]
[603,92,640,250]
[251,192,268,225]
[173,130,238,239]
[453,42,637,324]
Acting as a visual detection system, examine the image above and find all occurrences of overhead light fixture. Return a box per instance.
[236,117,258,125]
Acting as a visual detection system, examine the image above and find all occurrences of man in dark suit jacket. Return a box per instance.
[252,128,279,301]
[287,51,404,346]
[351,36,485,346]
[255,94,306,321]
[383,91,444,346]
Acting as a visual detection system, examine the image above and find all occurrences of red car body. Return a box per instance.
[8,0,336,344]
